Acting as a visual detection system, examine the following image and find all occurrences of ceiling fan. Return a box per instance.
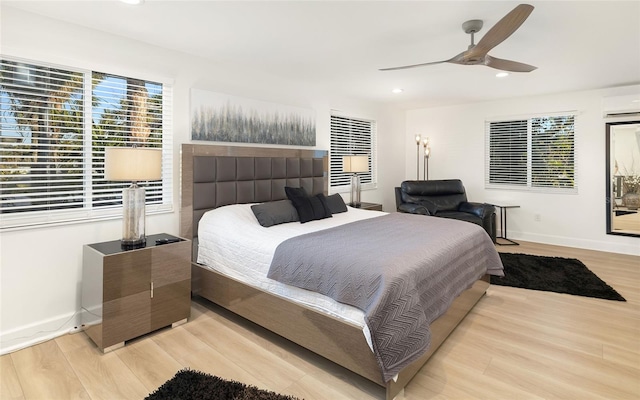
[380,4,537,73]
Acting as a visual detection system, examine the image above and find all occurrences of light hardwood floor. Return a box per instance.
[612,209,640,233]
[2,241,639,400]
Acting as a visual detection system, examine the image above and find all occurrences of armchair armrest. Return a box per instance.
[398,203,431,215]
[460,202,497,243]
[459,202,495,219]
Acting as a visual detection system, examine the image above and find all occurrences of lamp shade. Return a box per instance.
[105,147,162,181]
[342,155,369,173]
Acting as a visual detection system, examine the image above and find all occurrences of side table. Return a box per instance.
[355,202,383,211]
[81,233,191,352]
[488,203,520,246]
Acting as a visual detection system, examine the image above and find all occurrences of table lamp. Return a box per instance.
[342,155,369,207]
[105,146,162,249]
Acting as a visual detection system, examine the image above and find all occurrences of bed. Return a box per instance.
[180,144,502,400]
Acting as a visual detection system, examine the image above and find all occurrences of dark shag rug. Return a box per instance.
[146,369,302,400]
[492,253,626,301]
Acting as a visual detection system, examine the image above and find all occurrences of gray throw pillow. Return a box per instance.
[251,200,300,227]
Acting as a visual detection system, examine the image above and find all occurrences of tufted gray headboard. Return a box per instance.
[180,144,328,250]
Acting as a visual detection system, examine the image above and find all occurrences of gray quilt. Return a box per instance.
[267,212,504,382]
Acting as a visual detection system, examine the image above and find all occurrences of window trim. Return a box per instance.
[0,56,174,230]
[485,111,577,194]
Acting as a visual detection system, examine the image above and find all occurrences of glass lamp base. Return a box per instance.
[350,174,361,207]
[120,238,146,250]
[121,184,146,249]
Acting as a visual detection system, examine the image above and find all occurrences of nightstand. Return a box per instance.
[81,233,191,352]
[357,202,383,211]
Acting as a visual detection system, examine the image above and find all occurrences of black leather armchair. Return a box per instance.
[395,179,497,243]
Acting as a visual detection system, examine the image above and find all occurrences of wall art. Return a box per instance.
[190,89,316,146]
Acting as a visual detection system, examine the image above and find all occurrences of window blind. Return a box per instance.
[487,120,528,186]
[531,115,575,188]
[0,57,173,229]
[330,115,376,188]
[485,114,576,192]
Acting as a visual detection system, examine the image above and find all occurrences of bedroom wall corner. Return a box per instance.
[376,107,407,211]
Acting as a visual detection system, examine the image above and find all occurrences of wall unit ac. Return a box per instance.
[602,93,640,118]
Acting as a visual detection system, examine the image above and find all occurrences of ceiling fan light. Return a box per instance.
[496,72,509,78]
[392,88,404,94]
[120,0,144,5]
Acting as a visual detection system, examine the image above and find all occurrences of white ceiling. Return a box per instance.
[4,0,640,109]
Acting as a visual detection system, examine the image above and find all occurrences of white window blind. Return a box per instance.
[531,116,575,188]
[487,119,528,186]
[330,114,376,188]
[486,114,576,192]
[0,57,173,229]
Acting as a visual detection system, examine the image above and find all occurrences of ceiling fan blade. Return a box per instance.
[379,59,449,71]
[468,4,534,59]
[485,55,537,72]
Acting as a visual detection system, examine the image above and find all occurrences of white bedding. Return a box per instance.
[197,203,384,329]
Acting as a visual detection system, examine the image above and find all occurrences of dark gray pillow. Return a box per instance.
[325,193,348,214]
[285,186,333,223]
[289,193,332,223]
[284,186,309,199]
[251,200,299,227]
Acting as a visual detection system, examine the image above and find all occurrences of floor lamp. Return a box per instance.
[423,137,431,180]
[415,134,421,179]
[342,155,369,207]
[105,146,162,249]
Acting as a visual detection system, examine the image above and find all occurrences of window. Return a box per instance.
[330,114,376,189]
[0,57,173,229]
[486,114,576,192]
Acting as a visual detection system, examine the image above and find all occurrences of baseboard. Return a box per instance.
[509,231,640,256]
[0,310,83,355]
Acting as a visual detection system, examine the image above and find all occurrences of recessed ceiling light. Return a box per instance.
[392,88,404,94]
[496,72,509,78]
[120,0,144,5]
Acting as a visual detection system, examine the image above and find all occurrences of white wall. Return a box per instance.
[0,7,405,353]
[406,85,640,256]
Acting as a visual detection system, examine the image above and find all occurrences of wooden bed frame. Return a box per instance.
[180,143,489,400]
